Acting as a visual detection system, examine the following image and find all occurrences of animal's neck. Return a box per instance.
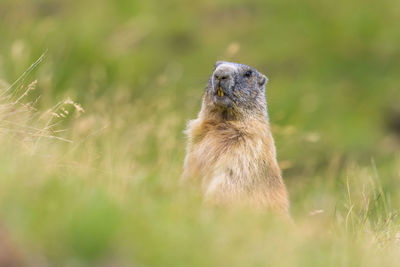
[195,113,270,142]
[200,107,269,126]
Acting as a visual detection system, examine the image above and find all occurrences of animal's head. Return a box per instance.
[204,61,268,119]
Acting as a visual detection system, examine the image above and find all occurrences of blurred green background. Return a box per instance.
[0,0,399,266]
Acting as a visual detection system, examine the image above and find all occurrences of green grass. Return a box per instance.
[0,0,399,266]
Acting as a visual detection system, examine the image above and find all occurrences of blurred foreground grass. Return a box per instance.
[0,0,400,266]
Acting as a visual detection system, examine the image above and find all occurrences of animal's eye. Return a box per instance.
[244,70,252,78]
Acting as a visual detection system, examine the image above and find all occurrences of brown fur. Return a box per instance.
[182,102,290,217]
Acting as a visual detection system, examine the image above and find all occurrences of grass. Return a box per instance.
[0,0,400,266]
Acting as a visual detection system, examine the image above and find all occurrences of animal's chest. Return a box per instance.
[191,126,261,176]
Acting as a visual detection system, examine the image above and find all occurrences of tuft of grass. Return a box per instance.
[0,54,84,155]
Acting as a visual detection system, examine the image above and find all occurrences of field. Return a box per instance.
[0,0,400,266]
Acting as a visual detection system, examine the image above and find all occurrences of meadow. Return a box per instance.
[0,0,399,266]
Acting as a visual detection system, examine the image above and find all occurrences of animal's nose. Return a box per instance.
[214,68,232,81]
[214,73,229,80]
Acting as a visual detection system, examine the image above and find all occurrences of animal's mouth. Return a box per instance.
[216,86,224,97]
[214,85,229,101]
[212,84,233,108]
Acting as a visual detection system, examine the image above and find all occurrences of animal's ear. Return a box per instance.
[258,74,268,86]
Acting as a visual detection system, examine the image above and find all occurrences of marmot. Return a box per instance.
[182,61,289,216]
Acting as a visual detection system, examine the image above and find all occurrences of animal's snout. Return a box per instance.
[214,73,229,81]
[213,68,233,82]
[213,65,235,95]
